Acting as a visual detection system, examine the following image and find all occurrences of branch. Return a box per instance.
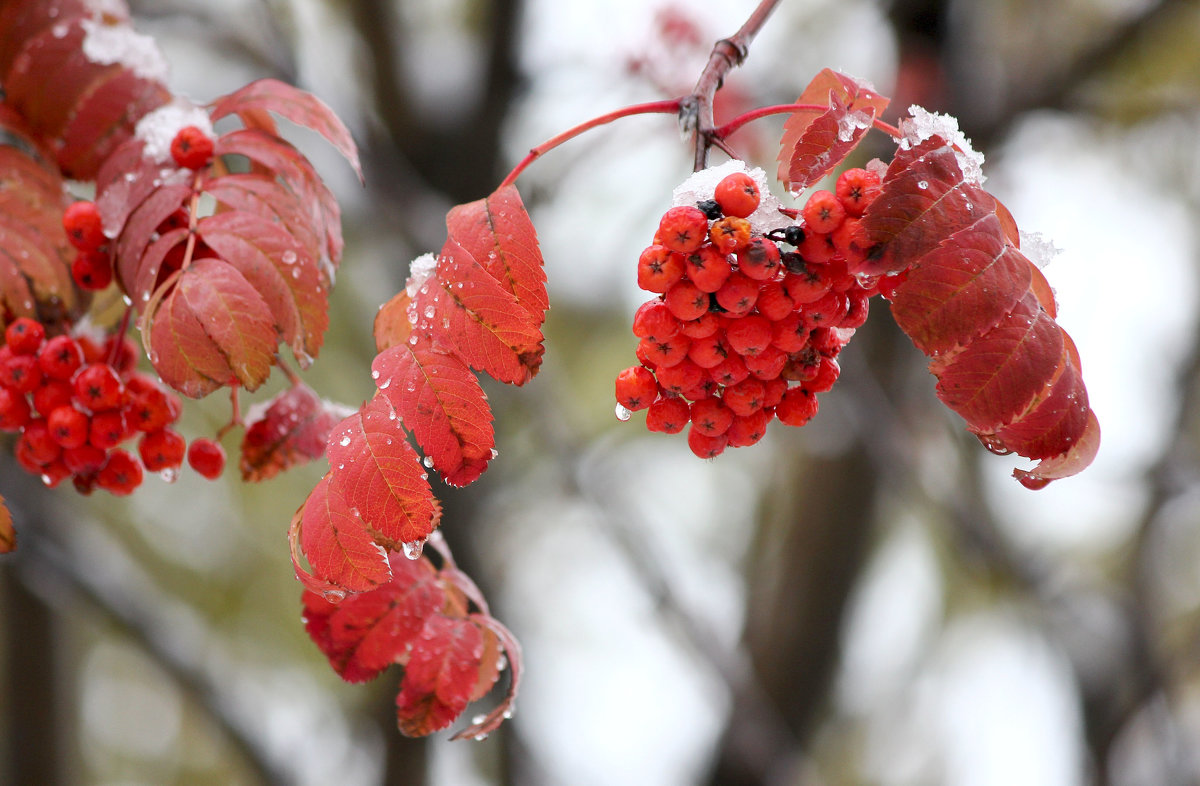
[684,0,783,170]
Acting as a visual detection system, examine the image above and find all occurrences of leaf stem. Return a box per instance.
[686,0,783,171]
[497,99,681,189]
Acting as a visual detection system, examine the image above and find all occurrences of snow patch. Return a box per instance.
[837,109,874,143]
[134,102,214,164]
[404,253,438,298]
[1018,231,1062,270]
[80,18,168,83]
[900,105,986,186]
[672,159,787,235]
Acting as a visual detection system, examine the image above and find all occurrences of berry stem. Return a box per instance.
[106,305,135,367]
[216,384,241,440]
[685,0,782,171]
[498,99,681,189]
[276,355,303,387]
[712,104,905,141]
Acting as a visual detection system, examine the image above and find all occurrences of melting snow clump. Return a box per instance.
[80,17,168,83]
[900,105,986,186]
[672,159,787,235]
[135,102,214,163]
[405,253,438,298]
[1019,231,1062,269]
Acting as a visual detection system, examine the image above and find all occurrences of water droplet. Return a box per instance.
[159,467,179,483]
[423,305,435,319]
[422,456,433,468]
[917,180,929,190]
[282,250,298,265]
[40,474,53,486]
[474,733,488,742]
[322,589,347,603]
[614,403,632,421]
[502,707,515,720]
[339,435,351,447]
[402,539,425,559]
[291,267,301,279]
[489,448,498,459]
[371,369,380,379]
[379,378,391,390]
[52,23,67,37]
[472,714,487,725]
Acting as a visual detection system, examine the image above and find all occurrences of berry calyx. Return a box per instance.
[187,438,226,480]
[170,125,214,170]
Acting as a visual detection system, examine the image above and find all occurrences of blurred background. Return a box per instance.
[3,0,1200,784]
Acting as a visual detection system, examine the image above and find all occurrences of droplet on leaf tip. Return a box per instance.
[472,713,487,725]
[422,456,433,468]
[402,539,425,560]
[322,588,347,603]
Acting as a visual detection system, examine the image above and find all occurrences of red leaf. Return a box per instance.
[372,342,494,487]
[240,383,348,482]
[0,493,14,554]
[1013,409,1101,489]
[445,185,548,317]
[449,613,522,741]
[147,259,277,397]
[209,78,362,182]
[860,138,991,276]
[216,128,344,270]
[933,294,1064,432]
[204,173,323,267]
[990,352,1091,460]
[374,290,414,352]
[888,213,1033,355]
[325,394,442,549]
[302,554,445,683]
[396,615,486,737]
[116,182,192,299]
[54,67,169,180]
[776,69,889,193]
[197,210,328,365]
[412,238,544,385]
[297,474,391,592]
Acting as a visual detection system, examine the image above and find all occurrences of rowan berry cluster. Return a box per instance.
[0,317,226,494]
[615,166,897,458]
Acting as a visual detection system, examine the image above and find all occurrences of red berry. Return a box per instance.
[686,332,729,369]
[103,334,140,377]
[803,291,849,329]
[62,201,106,252]
[805,357,841,394]
[683,245,733,293]
[678,311,722,339]
[71,249,114,290]
[736,238,782,281]
[631,300,680,342]
[835,167,881,217]
[727,409,772,447]
[170,126,214,170]
[38,335,84,380]
[723,377,766,416]
[139,428,187,472]
[743,345,788,380]
[615,365,659,411]
[1,353,42,393]
[638,334,691,368]
[32,379,74,417]
[724,314,772,356]
[841,290,871,329]
[810,326,849,357]
[783,263,835,304]
[97,449,144,495]
[797,231,835,264]
[714,272,759,316]
[802,190,846,233]
[709,353,750,387]
[5,317,45,355]
[63,444,107,475]
[686,427,727,459]
[689,397,733,437]
[39,460,72,488]
[762,377,788,408]
[776,387,819,426]
[709,217,752,254]
[657,206,710,254]
[654,358,704,396]
[637,245,685,293]
[187,438,226,480]
[713,172,761,218]
[664,280,711,321]
[125,375,178,432]
[47,405,89,449]
[0,385,31,431]
[20,418,61,464]
[771,312,810,353]
[73,364,125,412]
[89,409,128,450]
[755,280,796,321]
[645,396,690,434]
